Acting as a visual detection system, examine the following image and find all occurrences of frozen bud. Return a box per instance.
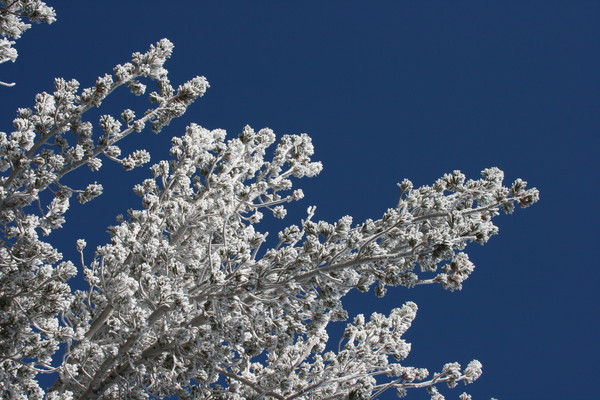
[78,182,103,203]
[441,362,462,388]
[398,178,413,193]
[427,386,444,400]
[278,225,301,243]
[87,157,102,171]
[510,178,527,195]
[0,39,18,63]
[122,150,151,170]
[175,76,209,102]
[126,80,146,96]
[518,189,540,208]
[272,205,287,219]
[239,125,255,143]
[463,360,483,384]
[256,128,276,145]
[99,115,122,136]
[76,239,87,252]
[501,201,515,214]
[105,145,121,158]
[291,189,304,200]
[481,167,504,184]
[249,211,263,224]
[113,63,133,82]
[150,160,170,177]
[57,261,77,280]
[121,109,136,123]
[46,390,74,400]
[353,314,365,326]
[133,119,146,132]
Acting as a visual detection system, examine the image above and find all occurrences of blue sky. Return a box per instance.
[1,1,598,399]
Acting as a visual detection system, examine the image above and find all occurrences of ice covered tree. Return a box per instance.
[0,3,539,400]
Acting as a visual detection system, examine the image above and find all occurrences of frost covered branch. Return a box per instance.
[0,38,208,399]
[38,123,536,399]
[0,0,56,85]
[0,8,539,400]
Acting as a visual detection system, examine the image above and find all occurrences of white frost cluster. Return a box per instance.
[0,0,56,85]
[0,10,539,400]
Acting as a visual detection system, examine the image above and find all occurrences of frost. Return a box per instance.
[0,10,538,400]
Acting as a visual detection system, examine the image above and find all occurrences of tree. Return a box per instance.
[0,3,539,400]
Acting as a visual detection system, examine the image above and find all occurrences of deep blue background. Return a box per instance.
[1,1,598,399]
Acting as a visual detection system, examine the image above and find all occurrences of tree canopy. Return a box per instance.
[0,2,539,399]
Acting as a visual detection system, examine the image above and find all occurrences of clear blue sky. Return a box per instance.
[2,1,598,399]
